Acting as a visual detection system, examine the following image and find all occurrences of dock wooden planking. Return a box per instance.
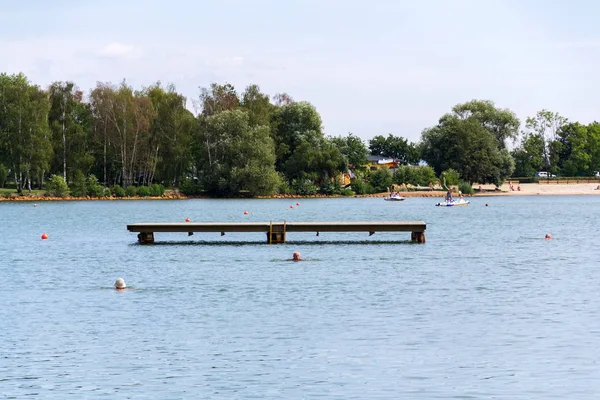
[127,221,426,244]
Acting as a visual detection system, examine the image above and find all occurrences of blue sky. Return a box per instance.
[1,0,599,142]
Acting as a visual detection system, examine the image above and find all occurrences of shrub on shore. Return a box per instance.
[179,178,202,195]
[112,185,126,197]
[46,175,69,197]
[370,168,393,192]
[291,179,318,195]
[150,184,165,196]
[458,181,474,194]
[126,185,137,197]
[86,174,105,197]
[351,179,375,195]
[70,171,87,197]
[137,186,151,197]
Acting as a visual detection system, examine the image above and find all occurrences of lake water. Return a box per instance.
[1,196,599,399]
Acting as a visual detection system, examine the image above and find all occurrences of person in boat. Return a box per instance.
[445,189,453,202]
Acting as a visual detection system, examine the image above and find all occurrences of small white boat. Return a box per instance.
[435,198,470,207]
[384,194,406,201]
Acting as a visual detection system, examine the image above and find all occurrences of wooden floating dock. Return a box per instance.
[127,221,426,244]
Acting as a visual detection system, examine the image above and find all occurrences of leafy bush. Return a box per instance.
[369,168,393,192]
[319,179,342,195]
[137,186,151,197]
[112,184,126,197]
[458,180,474,195]
[179,178,202,195]
[291,179,318,196]
[126,185,137,197]
[70,170,87,197]
[277,178,292,195]
[340,188,355,196]
[441,168,460,186]
[395,165,437,186]
[46,174,69,197]
[412,166,437,186]
[150,183,165,196]
[350,178,375,195]
[86,174,105,197]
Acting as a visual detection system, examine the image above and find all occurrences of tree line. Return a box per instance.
[0,72,598,197]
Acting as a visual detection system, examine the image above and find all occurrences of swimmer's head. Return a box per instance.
[292,251,301,261]
[114,277,126,289]
[545,233,552,240]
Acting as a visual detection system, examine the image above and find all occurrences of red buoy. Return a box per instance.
[41,233,48,240]
[185,217,191,222]
[244,211,248,215]
[290,205,294,209]
[296,202,300,206]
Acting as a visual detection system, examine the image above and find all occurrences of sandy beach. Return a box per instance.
[477,182,600,196]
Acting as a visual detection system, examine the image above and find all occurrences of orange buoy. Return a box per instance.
[185,217,191,222]
[41,233,48,240]
[243,211,248,215]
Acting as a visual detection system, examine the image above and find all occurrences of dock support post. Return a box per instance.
[267,221,286,244]
[137,232,155,244]
[411,231,425,244]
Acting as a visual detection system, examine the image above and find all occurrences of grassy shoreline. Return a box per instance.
[2,182,600,202]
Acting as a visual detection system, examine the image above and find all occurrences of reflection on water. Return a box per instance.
[1,196,600,399]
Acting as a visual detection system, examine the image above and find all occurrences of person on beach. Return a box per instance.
[114,277,127,290]
[290,251,302,261]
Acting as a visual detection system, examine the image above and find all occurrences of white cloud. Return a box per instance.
[98,42,141,59]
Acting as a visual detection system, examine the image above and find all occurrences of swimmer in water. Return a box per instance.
[291,251,302,261]
[114,277,127,290]
[545,233,552,240]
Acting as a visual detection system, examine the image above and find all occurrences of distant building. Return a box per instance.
[366,155,399,171]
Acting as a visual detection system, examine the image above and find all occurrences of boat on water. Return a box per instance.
[384,194,406,201]
[435,198,470,207]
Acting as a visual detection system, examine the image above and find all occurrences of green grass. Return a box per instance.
[0,188,46,195]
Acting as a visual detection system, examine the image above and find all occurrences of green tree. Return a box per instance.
[525,110,567,174]
[420,114,514,185]
[329,133,369,168]
[284,136,347,184]
[145,83,195,187]
[0,73,52,192]
[195,109,280,196]
[197,83,239,117]
[240,84,275,127]
[89,81,156,187]
[511,133,545,177]
[369,134,419,165]
[48,81,92,183]
[451,99,520,148]
[271,101,323,170]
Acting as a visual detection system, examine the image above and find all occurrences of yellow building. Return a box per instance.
[366,155,399,171]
